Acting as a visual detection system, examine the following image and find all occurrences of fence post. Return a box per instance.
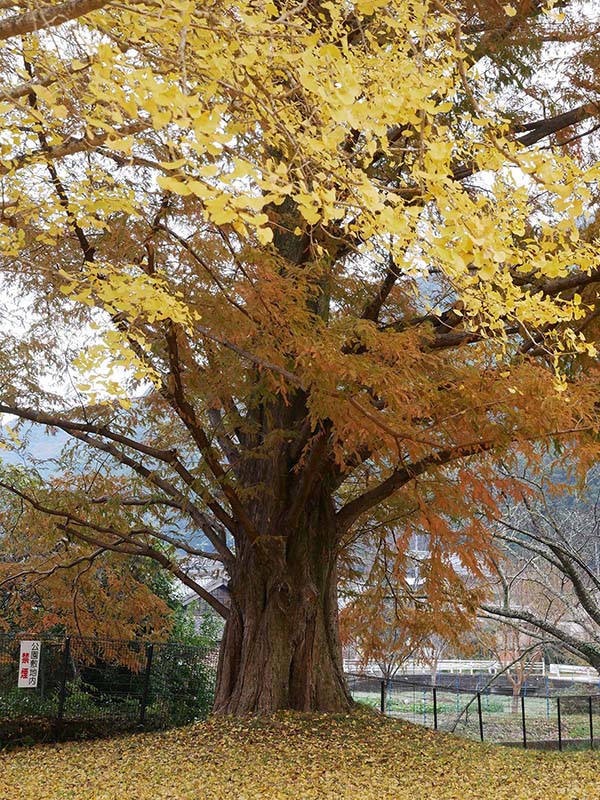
[557,697,562,752]
[139,643,154,726]
[521,692,527,749]
[433,686,438,731]
[477,691,484,742]
[56,636,71,726]
[589,696,594,750]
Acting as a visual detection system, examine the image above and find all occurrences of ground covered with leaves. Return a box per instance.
[2,710,600,799]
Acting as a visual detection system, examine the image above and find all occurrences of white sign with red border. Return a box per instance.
[18,640,41,688]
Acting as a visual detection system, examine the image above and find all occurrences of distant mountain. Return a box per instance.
[0,418,216,553]
[0,422,70,471]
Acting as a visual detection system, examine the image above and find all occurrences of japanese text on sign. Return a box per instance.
[18,640,41,688]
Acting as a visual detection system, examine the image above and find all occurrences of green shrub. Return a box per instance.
[0,687,57,718]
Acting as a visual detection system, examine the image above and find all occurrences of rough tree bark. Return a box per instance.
[213,427,352,714]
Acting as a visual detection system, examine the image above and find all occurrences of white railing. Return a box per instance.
[344,658,600,681]
[548,663,600,682]
[343,658,501,676]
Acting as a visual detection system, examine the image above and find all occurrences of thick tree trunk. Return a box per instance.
[213,482,352,714]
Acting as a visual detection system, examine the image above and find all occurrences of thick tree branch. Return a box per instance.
[492,529,563,571]
[361,255,402,323]
[22,51,96,262]
[0,55,90,100]
[514,103,598,147]
[0,0,111,40]
[390,262,600,353]
[336,440,495,531]
[492,515,600,594]
[0,401,186,464]
[481,603,600,665]
[207,407,242,478]
[0,121,149,177]
[59,523,230,619]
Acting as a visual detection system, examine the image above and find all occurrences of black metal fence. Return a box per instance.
[347,673,600,750]
[0,635,219,747]
[6,639,598,752]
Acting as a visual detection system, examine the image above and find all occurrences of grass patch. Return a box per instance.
[2,707,600,799]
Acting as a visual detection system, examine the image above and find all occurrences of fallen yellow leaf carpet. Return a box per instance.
[1,710,599,799]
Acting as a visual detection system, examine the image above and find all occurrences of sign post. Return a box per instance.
[17,640,41,688]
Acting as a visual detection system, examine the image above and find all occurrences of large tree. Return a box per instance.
[1,0,600,714]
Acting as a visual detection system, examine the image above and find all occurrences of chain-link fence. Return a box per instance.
[0,635,218,747]
[346,673,600,750]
